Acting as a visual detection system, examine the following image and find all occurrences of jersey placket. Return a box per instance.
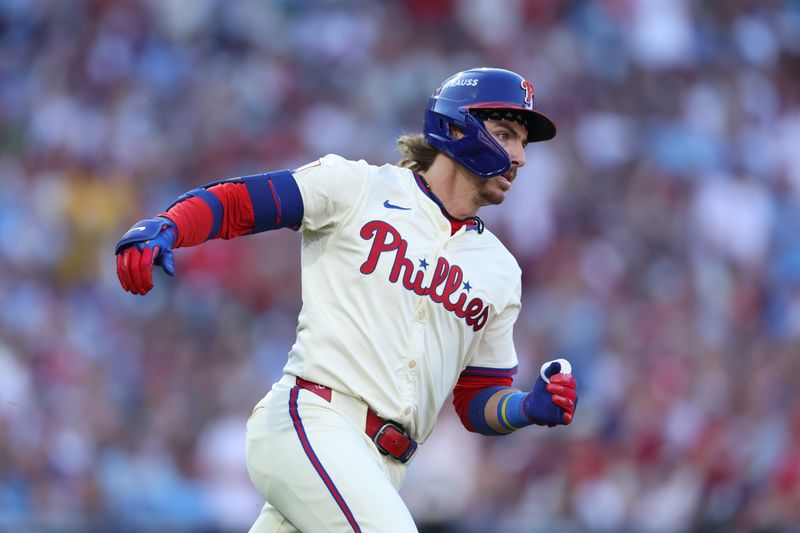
[414,207,456,316]
[401,214,460,430]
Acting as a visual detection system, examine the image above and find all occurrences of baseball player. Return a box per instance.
[115,67,578,532]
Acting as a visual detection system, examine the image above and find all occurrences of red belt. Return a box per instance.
[295,377,418,464]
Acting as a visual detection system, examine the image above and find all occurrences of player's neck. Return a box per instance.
[420,156,480,219]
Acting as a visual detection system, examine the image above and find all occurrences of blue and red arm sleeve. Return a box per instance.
[160,183,252,247]
[452,370,515,434]
[158,171,303,248]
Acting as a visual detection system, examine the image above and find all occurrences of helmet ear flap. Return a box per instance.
[458,113,512,177]
[424,111,511,178]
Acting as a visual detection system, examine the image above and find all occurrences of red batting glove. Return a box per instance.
[546,373,578,424]
[115,217,177,295]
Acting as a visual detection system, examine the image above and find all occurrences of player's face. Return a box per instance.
[473,119,528,206]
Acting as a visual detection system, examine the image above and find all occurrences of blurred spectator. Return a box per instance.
[2,0,800,531]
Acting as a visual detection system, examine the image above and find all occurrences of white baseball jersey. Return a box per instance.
[283,154,522,442]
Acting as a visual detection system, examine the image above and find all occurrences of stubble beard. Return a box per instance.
[475,174,512,207]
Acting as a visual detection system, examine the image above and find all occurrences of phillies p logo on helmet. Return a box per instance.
[521,79,535,110]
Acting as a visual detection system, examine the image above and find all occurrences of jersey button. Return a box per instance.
[416,309,426,321]
[404,407,412,416]
[408,359,417,369]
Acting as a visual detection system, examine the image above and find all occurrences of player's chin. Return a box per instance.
[480,183,509,206]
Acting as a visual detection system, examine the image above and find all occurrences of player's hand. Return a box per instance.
[115,217,177,295]
[523,358,578,426]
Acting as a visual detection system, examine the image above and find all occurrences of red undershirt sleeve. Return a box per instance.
[158,182,255,248]
[452,373,514,432]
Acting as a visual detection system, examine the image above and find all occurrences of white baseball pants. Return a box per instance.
[245,374,419,532]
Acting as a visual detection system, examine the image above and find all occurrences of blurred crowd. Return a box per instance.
[2,0,800,531]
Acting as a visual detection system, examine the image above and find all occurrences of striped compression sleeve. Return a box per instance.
[494,391,533,431]
[467,389,534,435]
[166,169,303,241]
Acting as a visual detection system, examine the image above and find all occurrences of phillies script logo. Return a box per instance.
[359,221,489,332]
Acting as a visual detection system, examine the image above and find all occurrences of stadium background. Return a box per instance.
[2,0,800,531]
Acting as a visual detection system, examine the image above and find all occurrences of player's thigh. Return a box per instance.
[249,500,299,533]
[246,386,418,533]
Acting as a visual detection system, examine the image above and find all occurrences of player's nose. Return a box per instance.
[510,140,526,168]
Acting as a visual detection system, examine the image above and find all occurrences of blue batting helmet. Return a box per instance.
[423,67,556,178]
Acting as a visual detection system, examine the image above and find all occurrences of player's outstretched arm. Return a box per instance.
[114,169,304,295]
[457,359,578,435]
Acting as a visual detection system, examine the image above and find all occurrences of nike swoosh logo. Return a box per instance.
[131,226,147,232]
[383,200,411,210]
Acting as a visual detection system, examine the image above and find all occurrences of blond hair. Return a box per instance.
[395,133,439,173]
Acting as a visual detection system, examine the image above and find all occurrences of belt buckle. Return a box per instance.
[373,421,417,464]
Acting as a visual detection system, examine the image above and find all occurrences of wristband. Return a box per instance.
[496,391,533,431]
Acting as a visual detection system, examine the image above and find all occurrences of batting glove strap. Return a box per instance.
[115,217,176,255]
